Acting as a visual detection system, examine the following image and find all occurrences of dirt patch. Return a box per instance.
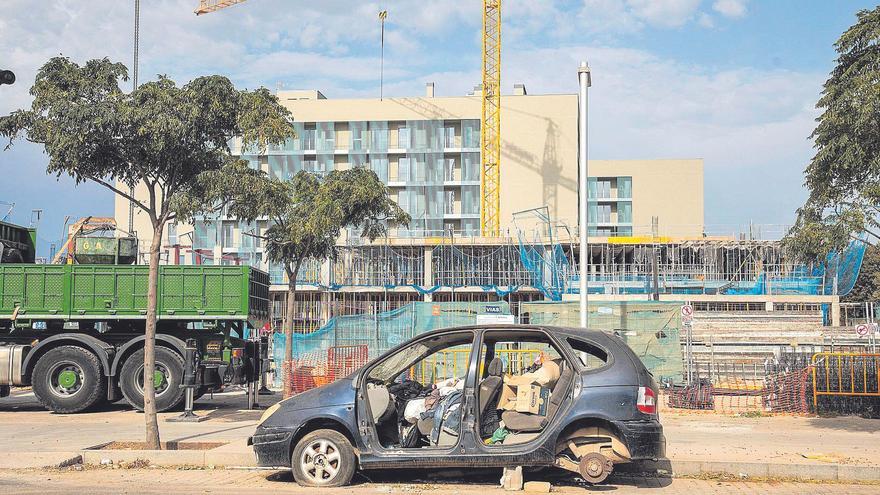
[89,441,226,451]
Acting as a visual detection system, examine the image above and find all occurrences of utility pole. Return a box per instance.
[379,10,387,101]
[128,0,140,235]
[577,61,591,328]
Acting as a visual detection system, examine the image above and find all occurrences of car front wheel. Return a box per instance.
[291,429,356,487]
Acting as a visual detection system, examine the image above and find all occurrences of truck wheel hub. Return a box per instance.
[48,362,84,397]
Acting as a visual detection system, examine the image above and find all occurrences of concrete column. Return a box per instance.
[832,297,841,327]
[213,244,222,265]
[423,246,433,302]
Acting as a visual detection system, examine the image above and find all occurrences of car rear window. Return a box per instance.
[566,337,609,370]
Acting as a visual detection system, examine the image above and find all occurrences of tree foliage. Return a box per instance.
[224,167,410,397]
[785,7,880,261]
[0,56,294,447]
[0,57,292,225]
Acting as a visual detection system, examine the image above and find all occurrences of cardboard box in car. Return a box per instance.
[514,384,550,415]
[498,379,518,411]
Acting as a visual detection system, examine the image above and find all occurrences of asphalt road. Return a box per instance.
[1,467,878,495]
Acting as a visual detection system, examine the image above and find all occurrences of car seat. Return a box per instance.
[478,357,504,436]
[502,365,575,433]
[366,383,396,423]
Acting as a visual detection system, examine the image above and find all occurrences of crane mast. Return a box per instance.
[480,0,502,237]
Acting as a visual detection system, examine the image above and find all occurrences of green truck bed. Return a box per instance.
[0,264,269,322]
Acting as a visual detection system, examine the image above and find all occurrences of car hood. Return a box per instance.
[280,377,356,411]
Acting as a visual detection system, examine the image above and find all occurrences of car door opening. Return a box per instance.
[363,331,475,449]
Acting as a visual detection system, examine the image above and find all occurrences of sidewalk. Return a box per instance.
[2,388,880,480]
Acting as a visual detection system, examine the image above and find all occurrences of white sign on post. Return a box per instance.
[681,304,694,323]
[857,323,870,337]
[476,314,516,325]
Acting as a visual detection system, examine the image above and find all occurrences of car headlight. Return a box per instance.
[259,402,282,425]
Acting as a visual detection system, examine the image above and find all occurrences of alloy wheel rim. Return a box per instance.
[300,439,341,483]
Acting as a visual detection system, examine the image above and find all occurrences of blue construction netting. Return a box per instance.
[516,238,867,300]
[273,301,512,385]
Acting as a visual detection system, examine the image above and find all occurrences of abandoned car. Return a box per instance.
[250,325,666,487]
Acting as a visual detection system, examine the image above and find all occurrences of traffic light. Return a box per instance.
[0,70,15,85]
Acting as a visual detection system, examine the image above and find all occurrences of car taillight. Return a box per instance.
[637,386,656,414]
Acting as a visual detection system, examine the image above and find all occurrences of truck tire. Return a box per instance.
[32,345,107,414]
[291,429,357,487]
[119,347,186,412]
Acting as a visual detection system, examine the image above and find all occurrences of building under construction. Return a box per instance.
[115,87,861,332]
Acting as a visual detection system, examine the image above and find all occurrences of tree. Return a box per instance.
[224,168,409,398]
[785,7,880,261]
[0,57,294,448]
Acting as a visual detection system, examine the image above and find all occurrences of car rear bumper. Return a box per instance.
[249,427,295,467]
[614,419,666,461]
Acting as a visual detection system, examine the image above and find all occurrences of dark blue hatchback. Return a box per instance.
[250,325,666,487]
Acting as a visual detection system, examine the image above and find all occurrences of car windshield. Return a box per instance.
[369,342,430,382]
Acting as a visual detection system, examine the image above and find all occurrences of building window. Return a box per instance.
[350,122,366,151]
[398,157,410,181]
[301,129,316,150]
[317,123,335,152]
[462,120,480,148]
[618,176,632,199]
[444,126,455,148]
[598,204,611,223]
[414,127,428,149]
[444,158,455,181]
[462,153,479,181]
[618,202,632,223]
[167,222,178,246]
[221,222,236,249]
[370,156,389,182]
[462,185,479,214]
[256,220,267,249]
[589,178,611,199]
[444,191,455,215]
[398,126,411,149]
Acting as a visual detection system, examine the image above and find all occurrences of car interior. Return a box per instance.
[477,331,576,446]
[363,329,585,450]
[364,332,475,449]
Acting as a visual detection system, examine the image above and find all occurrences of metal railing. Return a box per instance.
[812,352,880,406]
[415,349,542,385]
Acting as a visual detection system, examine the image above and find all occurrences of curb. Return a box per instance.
[6,451,879,483]
[0,452,82,470]
[80,449,257,468]
[668,459,880,482]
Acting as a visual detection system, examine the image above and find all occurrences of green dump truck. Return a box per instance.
[0,261,270,413]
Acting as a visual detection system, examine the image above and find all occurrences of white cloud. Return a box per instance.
[697,12,715,28]
[713,0,748,19]
[625,0,702,28]
[0,0,817,227]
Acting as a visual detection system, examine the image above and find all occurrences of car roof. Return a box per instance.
[414,324,617,344]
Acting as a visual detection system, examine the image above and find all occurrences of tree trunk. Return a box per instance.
[144,223,164,450]
[282,262,302,399]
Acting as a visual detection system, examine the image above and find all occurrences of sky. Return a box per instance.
[0,0,876,255]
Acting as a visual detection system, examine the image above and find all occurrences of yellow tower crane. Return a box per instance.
[196,0,503,237]
[480,0,501,237]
